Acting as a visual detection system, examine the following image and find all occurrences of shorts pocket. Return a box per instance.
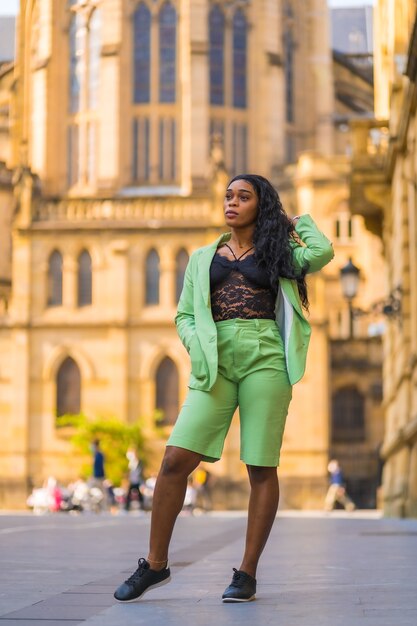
[258,325,284,354]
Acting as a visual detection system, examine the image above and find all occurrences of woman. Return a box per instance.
[114,174,334,603]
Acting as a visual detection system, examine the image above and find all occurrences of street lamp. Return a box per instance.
[340,257,360,338]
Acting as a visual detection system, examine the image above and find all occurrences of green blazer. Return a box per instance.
[175,214,334,389]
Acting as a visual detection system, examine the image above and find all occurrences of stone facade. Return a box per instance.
[0,0,385,510]
[350,0,417,516]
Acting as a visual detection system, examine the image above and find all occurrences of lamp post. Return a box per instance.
[340,257,360,339]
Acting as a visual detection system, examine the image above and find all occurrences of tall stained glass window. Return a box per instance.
[68,6,101,187]
[175,249,189,303]
[159,3,177,103]
[67,124,80,187]
[209,6,225,105]
[158,118,176,181]
[87,122,96,184]
[88,9,101,109]
[156,357,179,425]
[284,30,294,123]
[283,3,295,125]
[47,250,63,307]
[145,249,160,305]
[77,250,92,307]
[233,9,247,108]
[332,387,365,443]
[133,3,151,103]
[232,123,248,175]
[56,357,81,418]
[132,117,150,181]
[69,12,85,114]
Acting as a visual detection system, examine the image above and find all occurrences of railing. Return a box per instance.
[33,197,213,224]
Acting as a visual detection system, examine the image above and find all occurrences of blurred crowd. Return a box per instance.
[26,441,355,515]
[26,441,213,516]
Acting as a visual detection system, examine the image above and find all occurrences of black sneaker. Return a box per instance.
[222,568,256,602]
[114,558,171,602]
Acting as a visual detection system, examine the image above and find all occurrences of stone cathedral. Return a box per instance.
[0,0,385,509]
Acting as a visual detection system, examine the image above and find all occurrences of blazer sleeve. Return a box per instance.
[174,253,196,351]
[290,214,334,274]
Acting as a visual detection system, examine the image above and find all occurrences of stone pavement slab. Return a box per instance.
[0,511,416,625]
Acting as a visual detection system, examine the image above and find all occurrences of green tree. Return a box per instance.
[59,414,146,486]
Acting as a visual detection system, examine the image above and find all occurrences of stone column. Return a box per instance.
[98,0,121,192]
[160,248,175,311]
[188,0,209,190]
[309,0,334,156]
[250,0,285,171]
[106,239,129,421]
[6,224,32,505]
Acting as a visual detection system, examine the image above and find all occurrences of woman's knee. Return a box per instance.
[160,446,202,478]
[247,465,278,486]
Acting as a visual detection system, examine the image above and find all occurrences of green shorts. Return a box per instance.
[167,318,293,467]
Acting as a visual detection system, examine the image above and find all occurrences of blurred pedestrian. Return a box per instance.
[125,448,145,512]
[114,173,334,603]
[91,439,106,510]
[91,439,105,483]
[44,476,62,513]
[193,466,213,511]
[324,459,356,512]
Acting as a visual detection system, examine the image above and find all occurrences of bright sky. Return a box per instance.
[0,0,18,15]
[0,0,376,16]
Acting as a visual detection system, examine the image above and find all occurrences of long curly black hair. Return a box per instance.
[228,174,309,310]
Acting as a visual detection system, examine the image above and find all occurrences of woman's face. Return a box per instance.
[224,179,259,229]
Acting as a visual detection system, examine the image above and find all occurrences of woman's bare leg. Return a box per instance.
[238,465,279,578]
[147,446,202,569]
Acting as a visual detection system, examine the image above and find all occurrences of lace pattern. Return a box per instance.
[210,249,277,321]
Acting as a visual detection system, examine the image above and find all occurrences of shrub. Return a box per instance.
[58,413,146,486]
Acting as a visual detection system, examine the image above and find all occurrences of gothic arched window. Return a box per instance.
[47,251,63,307]
[88,9,101,109]
[232,123,248,175]
[158,117,176,181]
[155,357,179,425]
[332,387,366,443]
[133,3,151,103]
[69,12,85,114]
[145,249,160,305]
[232,9,247,108]
[56,357,81,417]
[159,2,177,103]
[77,250,92,307]
[68,6,101,187]
[209,6,225,105]
[132,116,150,181]
[67,123,80,187]
[175,248,189,303]
[283,29,295,124]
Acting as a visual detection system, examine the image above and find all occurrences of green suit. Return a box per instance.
[175,214,334,389]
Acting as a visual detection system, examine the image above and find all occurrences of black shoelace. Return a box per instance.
[230,568,245,588]
[125,558,149,585]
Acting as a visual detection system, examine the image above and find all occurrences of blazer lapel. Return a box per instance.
[198,233,231,306]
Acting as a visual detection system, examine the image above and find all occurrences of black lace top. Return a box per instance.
[210,246,277,321]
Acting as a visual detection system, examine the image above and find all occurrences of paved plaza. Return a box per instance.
[0,510,416,626]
